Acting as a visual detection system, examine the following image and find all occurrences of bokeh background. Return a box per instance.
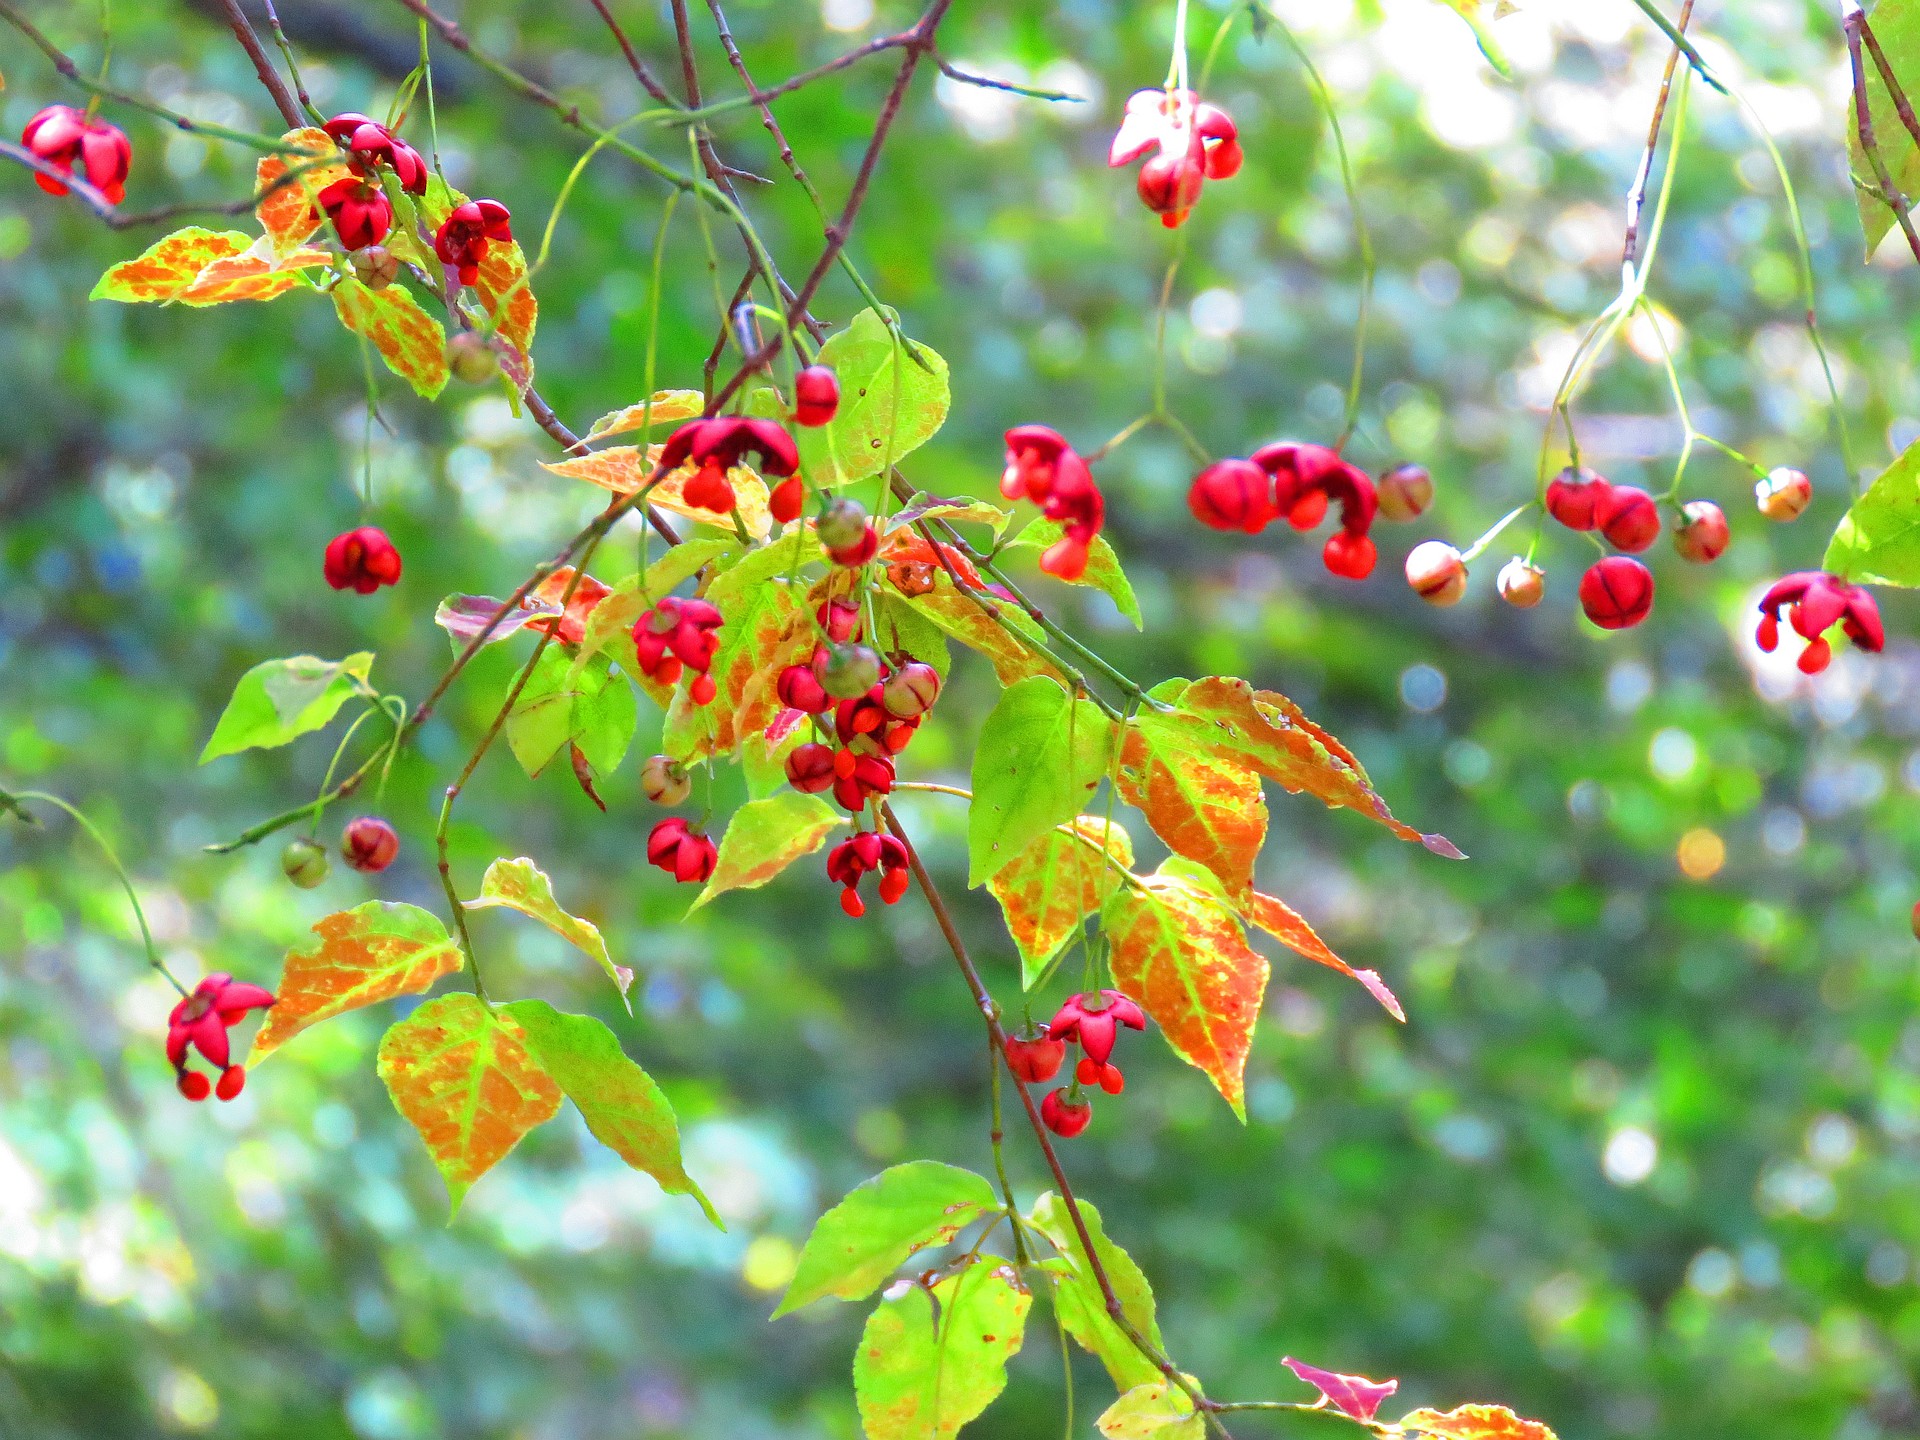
[5,0,1920,1436]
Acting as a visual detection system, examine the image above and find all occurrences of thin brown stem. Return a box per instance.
[1845,1,1920,265]
[584,0,680,107]
[0,140,324,229]
[213,0,303,127]
[1621,0,1694,271]
[1860,11,1920,161]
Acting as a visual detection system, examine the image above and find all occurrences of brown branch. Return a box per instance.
[1621,0,1694,271]
[214,0,305,127]
[583,0,679,107]
[1860,10,1920,161]
[1844,0,1920,265]
[708,0,955,416]
[0,140,321,229]
[877,805,1233,1440]
[935,54,1085,103]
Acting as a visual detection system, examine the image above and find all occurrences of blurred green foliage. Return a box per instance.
[4,1,1920,1438]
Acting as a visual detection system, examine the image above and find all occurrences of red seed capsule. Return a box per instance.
[1405,541,1467,606]
[1375,463,1434,523]
[1597,485,1660,553]
[1578,556,1655,630]
[1545,466,1613,532]
[793,366,840,427]
[1004,1034,1065,1083]
[1672,500,1729,563]
[1187,459,1274,534]
[340,816,400,874]
[1041,1087,1093,1137]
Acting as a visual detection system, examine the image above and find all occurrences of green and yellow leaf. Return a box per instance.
[781,308,950,487]
[254,126,349,254]
[199,652,374,763]
[1097,1384,1204,1440]
[987,815,1133,989]
[586,389,706,441]
[968,676,1116,887]
[1399,1404,1560,1440]
[693,792,845,909]
[1027,1192,1163,1392]
[254,901,464,1061]
[852,1259,1029,1440]
[1005,518,1143,628]
[467,857,631,1004]
[333,277,449,399]
[1119,704,1268,896]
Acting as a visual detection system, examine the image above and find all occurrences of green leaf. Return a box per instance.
[467,857,632,1006]
[1847,0,1920,255]
[333,277,449,399]
[254,901,465,1061]
[692,792,845,910]
[377,993,562,1215]
[852,1259,1030,1440]
[1428,0,1513,78]
[968,677,1116,887]
[502,999,719,1227]
[874,595,953,680]
[743,709,812,800]
[775,1161,1000,1318]
[1028,1192,1164,1392]
[505,649,637,779]
[888,494,1014,537]
[1097,1384,1205,1439]
[1826,434,1920,585]
[781,308,950,487]
[1004,519,1143,628]
[986,816,1134,989]
[200,653,374,763]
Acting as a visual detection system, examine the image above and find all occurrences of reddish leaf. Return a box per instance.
[333,277,449,400]
[875,528,984,589]
[472,235,538,357]
[90,228,251,303]
[433,593,559,647]
[1282,1358,1399,1421]
[1245,892,1404,1021]
[254,127,350,253]
[1119,706,1268,896]
[987,816,1134,989]
[254,902,464,1061]
[1104,859,1268,1117]
[176,244,331,305]
[377,993,562,1213]
[541,445,774,539]
[570,743,607,811]
[586,389,706,441]
[1399,1404,1560,1440]
[523,567,613,646]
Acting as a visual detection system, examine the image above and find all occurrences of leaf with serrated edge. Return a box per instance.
[1097,1384,1204,1440]
[1399,1404,1559,1440]
[1105,858,1268,1118]
[1005,518,1143,628]
[254,902,464,1060]
[502,999,718,1226]
[255,127,348,254]
[969,677,1115,888]
[200,653,373,763]
[175,241,331,305]
[90,228,251,303]
[774,1160,998,1317]
[1246,892,1403,1021]
[468,857,631,1004]
[377,993,561,1214]
[1848,0,1920,256]
[1027,1192,1163,1391]
[987,816,1133,990]
[693,793,845,910]
[1119,705,1267,896]
[472,232,537,357]
[852,1259,1029,1440]
[586,389,706,440]
[333,278,448,399]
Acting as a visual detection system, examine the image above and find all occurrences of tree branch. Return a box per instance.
[214,0,306,127]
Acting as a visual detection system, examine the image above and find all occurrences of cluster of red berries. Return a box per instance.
[632,596,724,706]
[323,525,403,594]
[1002,426,1106,580]
[1190,445,1430,581]
[1109,88,1242,228]
[168,972,274,1102]
[21,105,131,204]
[1004,989,1148,1137]
[779,599,941,914]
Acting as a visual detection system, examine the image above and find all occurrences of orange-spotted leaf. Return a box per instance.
[254,902,464,1061]
[987,815,1133,989]
[376,993,562,1214]
[521,567,613,646]
[662,542,811,761]
[586,389,706,441]
[177,243,331,305]
[875,527,985,589]
[255,126,349,253]
[1119,704,1268,896]
[467,857,630,1004]
[1246,891,1404,1021]
[472,236,537,357]
[502,999,718,1226]
[333,277,449,399]
[1104,858,1268,1118]
[91,228,251,303]
[1096,1384,1203,1439]
[692,792,845,910]
[1281,1358,1399,1421]
[1399,1405,1559,1440]
[893,573,1061,688]
[541,444,774,539]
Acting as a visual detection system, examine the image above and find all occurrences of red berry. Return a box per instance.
[1004,1033,1065,1083]
[777,663,831,714]
[1375,463,1434,523]
[1076,1056,1126,1094]
[819,643,882,700]
[1322,531,1377,581]
[840,887,865,918]
[878,867,910,905]
[1187,459,1274,533]
[1578,556,1655,630]
[785,742,837,794]
[827,525,879,568]
[1405,541,1467,606]
[817,599,863,643]
[793,365,840,427]
[1672,500,1729,563]
[881,662,940,720]
[690,673,717,706]
[340,816,399,873]
[323,526,403,594]
[1286,488,1330,532]
[1597,485,1660,553]
[642,754,692,806]
[1497,558,1545,609]
[177,1070,211,1102]
[1041,1087,1093,1137]
[769,476,804,525]
[215,1065,247,1102]
[1545,466,1613,532]
[1756,466,1812,521]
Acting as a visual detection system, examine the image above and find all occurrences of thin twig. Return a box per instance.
[584,0,680,107]
[0,139,323,229]
[213,0,303,127]
[1622,0,1694,272]
[1844,0,1920,265]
